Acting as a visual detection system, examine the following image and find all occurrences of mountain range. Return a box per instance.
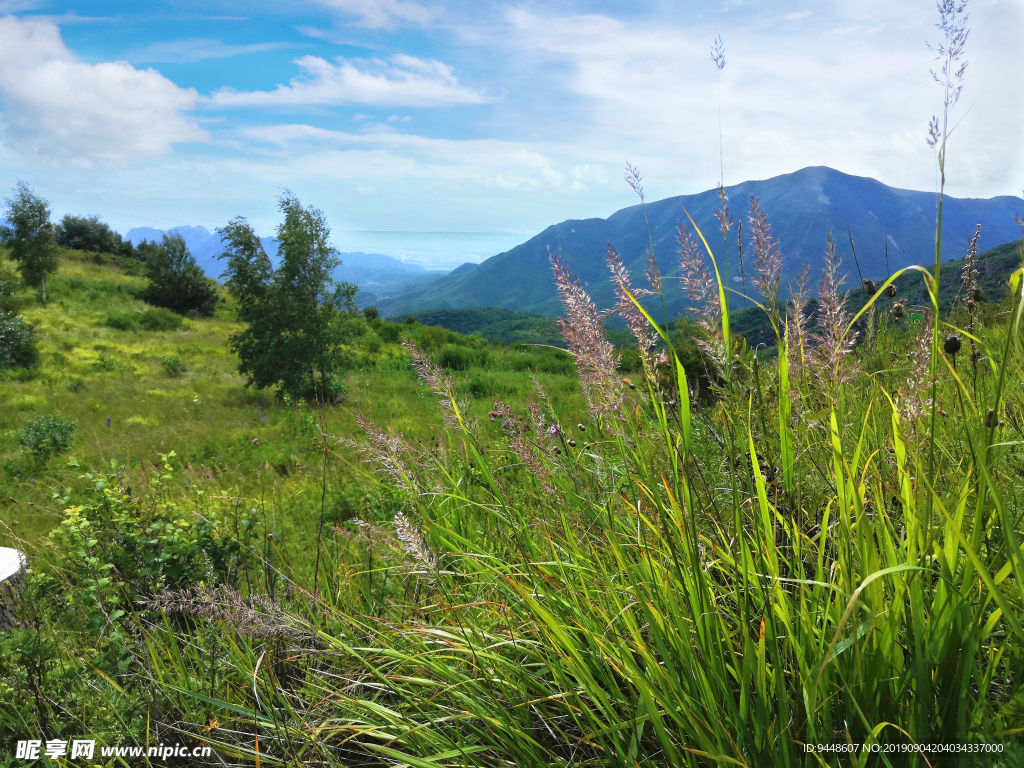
[124,225,446,307]
[373,166,1024,319]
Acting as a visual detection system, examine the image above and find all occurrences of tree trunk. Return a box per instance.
[0,548,28,632]
[40,274,46,303]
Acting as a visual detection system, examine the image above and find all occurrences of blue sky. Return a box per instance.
[0,0,1021,264]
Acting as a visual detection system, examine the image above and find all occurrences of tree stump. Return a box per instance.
[0,548,28,632]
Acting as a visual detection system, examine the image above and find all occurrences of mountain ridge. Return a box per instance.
[375,166,1024,318]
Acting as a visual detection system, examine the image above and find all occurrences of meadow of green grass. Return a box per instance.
[0,249,588,546]
[1,225,1024,767]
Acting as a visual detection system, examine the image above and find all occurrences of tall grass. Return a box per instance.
[106,208,1024,766]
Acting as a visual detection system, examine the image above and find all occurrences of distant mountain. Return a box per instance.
[375,167,1024,318]
[125,226,446,307]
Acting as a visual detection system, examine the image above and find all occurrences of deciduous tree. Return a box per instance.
[218,192,358,401]
[2,182,60,302]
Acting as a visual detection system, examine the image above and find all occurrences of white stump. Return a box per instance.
[0,547,28,631]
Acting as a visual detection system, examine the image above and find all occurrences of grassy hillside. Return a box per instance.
[0,250,590,546]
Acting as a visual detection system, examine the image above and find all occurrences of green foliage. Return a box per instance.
[54,214,134,258]
[2,181,60,301]
[362,305,379,321]
[65,376,86,392]
[103,311,139,331]
[379,323,401,343]
[436,343,488,370]
[92,353,116,372]
[362,331,383,355]
[140,306,184,331]
[19,414,76,458]
[140,233,218,316]
[0,263,20,311]
[0,312,38,369]
[161,355,187,377]
[218,192,359,402]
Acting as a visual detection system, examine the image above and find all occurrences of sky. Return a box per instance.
[0,0,1021,266]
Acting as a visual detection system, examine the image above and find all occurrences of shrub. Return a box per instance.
[66,376,86,392]
[140,233,217,316]
[161,355,187,377]
[0,312,39,369]
[19,414,77,458]
[92,353,116,372]
[363,305,379,321]
[363,332,383,355]
[138,307,183,331]
[436,344,488,371]
[0,263,19,311]
[103,312,139,331]
[379,324,401,343]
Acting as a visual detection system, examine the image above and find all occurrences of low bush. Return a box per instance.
[161,355,187,377]
[138,307,183,331]
[362,332,383,355]
[103,311,139,331]
[0,312,38,369]
[19,413,77,458]
[65,376,86,392]
[379,324,401,343]
[436,344,488,371]
[92,353,116,372]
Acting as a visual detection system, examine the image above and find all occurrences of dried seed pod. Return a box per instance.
[891,300,906,319]
[944,334,962,355]
[967,299,976,311]
[863,279,877,295]
[885,284,898,298]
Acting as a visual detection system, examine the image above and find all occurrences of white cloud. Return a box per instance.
[0,16,206,163]
[477,4,1024,200]
[209,54,487,108]
[127,37,296,64]
[241,123,551,168]
[314,0,433,29]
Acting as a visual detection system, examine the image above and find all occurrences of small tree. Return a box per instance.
[140,233,218,316]
[55,214,133,257]
[218,192,358,401]
[2,182,60,302]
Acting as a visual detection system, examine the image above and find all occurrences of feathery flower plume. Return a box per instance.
[491,399,555,493]
[812,230,858,385]
[961,223,983,375]
[340,413,422,491]
[607,245,656,373]
[748,196,782,322]
[786,261,811,379]
[624,163,644,202]
[714,184,733,240]
[393,512,438,575]
[678,224,720,333]
[550,254,624,418]
[404,340,471,430]
[146,585,300,639]
[898,310,935,422]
